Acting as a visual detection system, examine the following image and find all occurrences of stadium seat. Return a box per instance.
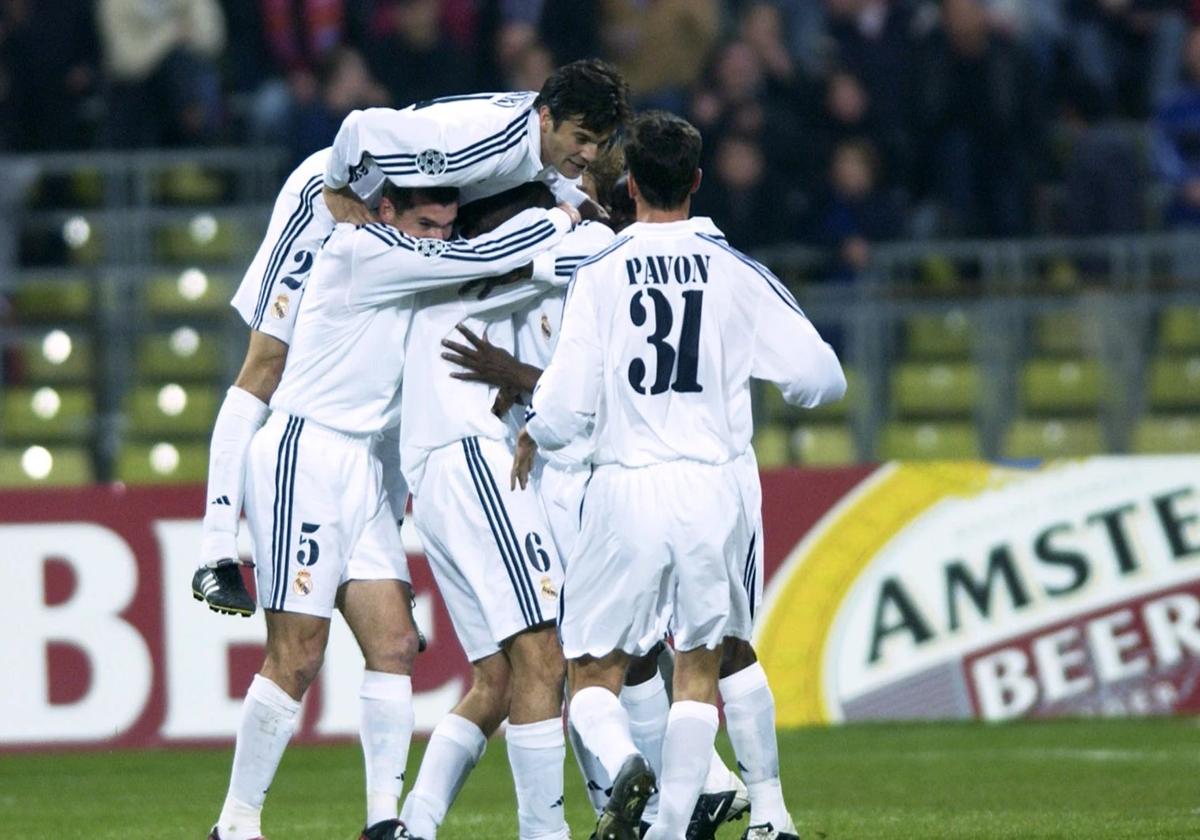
[20,331,94,384]
[877,421,981,460]
[891,362,980,417]
[906,309,972,359]
[10,273,94,322]
[1146,356,1200,410]
[125,383,220,438]
[752,425,792,468]
[135,328,224,381]
[157,164,226,205]
[156,215,248,263]
[1131,415,1200,453]
[1020,358,1106,413]
[1160,305,1200,353]
[116,441,209,484]
[792,424,857,466]
[1002,418,1106,459]
[1032,311,1090,356]
[0,445,93,487]
[144,269,234,318]
[2,386,94,443]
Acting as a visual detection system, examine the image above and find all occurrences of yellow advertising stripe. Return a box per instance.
[756,461,999,726]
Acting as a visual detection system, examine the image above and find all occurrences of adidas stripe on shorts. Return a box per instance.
[244,412,410,617]
[413,435,562,662]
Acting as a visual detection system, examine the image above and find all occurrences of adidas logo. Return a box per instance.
[210,495,231,506]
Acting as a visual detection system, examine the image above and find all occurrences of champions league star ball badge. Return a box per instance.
[417,238,449,258]
[416,148,447,176]
[272,294,290,319]
[293,570,313,596]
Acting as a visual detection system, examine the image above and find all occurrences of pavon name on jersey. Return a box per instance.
[625,253,711,286]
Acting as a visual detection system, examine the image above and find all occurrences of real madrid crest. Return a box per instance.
[416,148,447,176]
[540,314,552,339]
[417,238,449,258]
[272,294,290,319]
[293,569,313,596]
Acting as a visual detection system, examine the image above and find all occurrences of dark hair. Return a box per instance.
[380,182,460,211]
[607,174,636,233]
[456,182,555,238]
[624,111,702,209]
[534,59,631,136]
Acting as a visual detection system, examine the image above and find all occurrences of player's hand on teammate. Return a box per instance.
[557,201,583,227]
[443,324,520,387]
[322,186,376,225]
[577,197,610,223]
[511,427,538,490]
[492,385,522,418]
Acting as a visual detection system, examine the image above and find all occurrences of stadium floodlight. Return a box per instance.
[21,445,52,480]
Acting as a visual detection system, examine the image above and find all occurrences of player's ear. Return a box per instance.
[691,168,703,196]
[626,172,639,201]
[378,197,394,224]
[538,105,554,133]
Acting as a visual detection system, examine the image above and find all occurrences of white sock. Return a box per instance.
[702,748,736,794]
[568,719,610,816]
[568,686,639,780]
[216,675,300,840]
[644,701,718,840]
[621,673,669,822]
[400,714,487,839]
[507,718,569,840]
[201,386,269,565]
[360,671,414,827]
[720,662,790,828]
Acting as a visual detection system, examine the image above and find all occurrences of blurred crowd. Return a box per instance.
[6,0,1200,260]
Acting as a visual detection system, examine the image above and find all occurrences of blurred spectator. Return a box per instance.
[1066,0,1189,118]
[539,0,603,64]
[911,0,1041,236]
[506,42,556,91]
[602,0,720,111]
[98,0,226,147]
[288,46,388,166]
[824,0,915,170]
[689,40,804,176]
[0,1,99,151]
[811,138,903,280]
[693,134,798,248]
[364,0,472,107]
[809,68,909,194]
[226,0,360,145]
[1155,25,1200,225]
[739,2,800,92]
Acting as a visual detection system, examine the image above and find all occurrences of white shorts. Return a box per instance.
[535,460,591,564]
[560,459,756,660]
[230,151,335,344]
[244,412,410,618]
[734,447,765,621]
[413,436,563,662]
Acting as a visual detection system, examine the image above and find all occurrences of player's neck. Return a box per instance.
[635,198,691,224]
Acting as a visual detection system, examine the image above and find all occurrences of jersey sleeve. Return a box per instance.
[748,264,847,408]
[325,101,535,190]
[526,270,603,450]
[348,208,572,307]
[531,222,616,287]
[541,168,590,208]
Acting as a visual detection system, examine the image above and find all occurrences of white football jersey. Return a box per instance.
[324,92,587,207]
[512,221,616,468]
[400,222,615,491]
[270,207,573,436]
[526,217,846,467]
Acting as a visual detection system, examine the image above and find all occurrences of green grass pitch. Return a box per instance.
[3,718,1198,838]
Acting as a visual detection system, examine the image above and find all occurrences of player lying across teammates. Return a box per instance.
[193,59,844,840]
